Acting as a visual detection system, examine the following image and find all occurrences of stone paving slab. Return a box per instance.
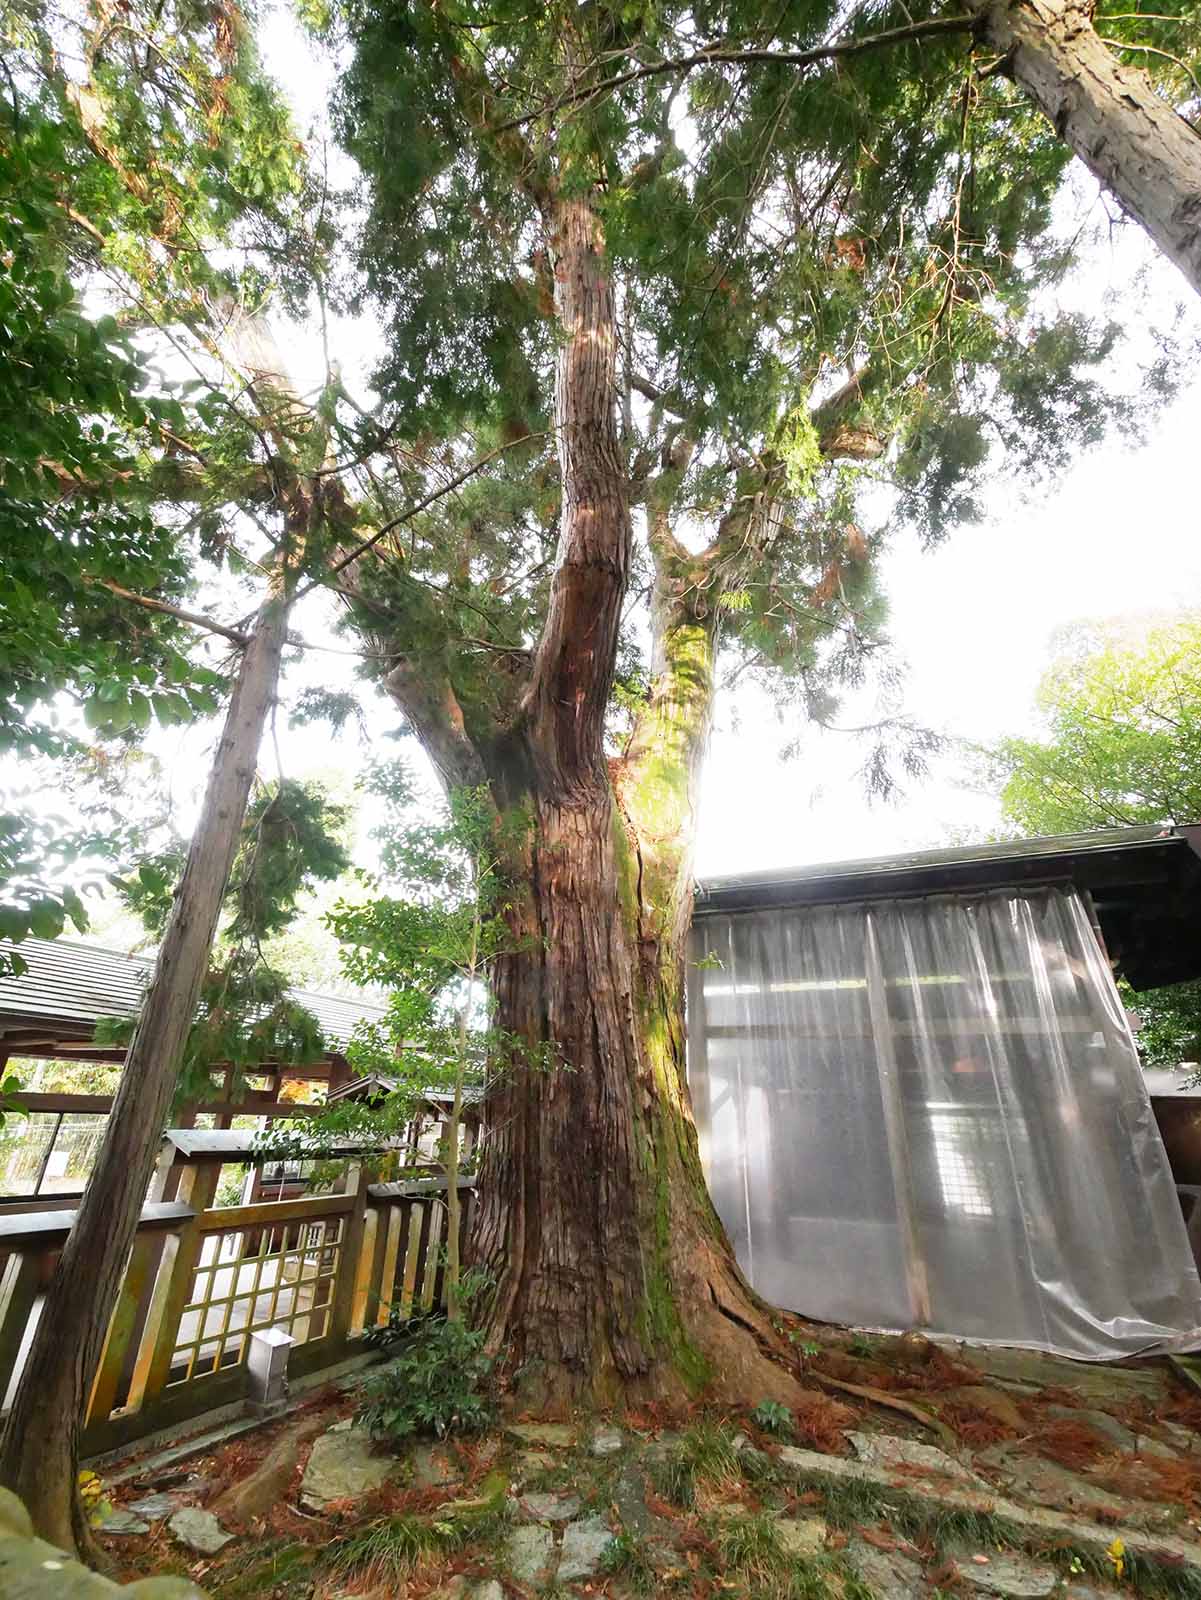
[776,1442,1201,1580]
[299,1425,401,1511]
[951,1546,1059,1598]
[848,1430,991,1491]
[953,1347,1168,1406]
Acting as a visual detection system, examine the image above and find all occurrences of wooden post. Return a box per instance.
[86,1226,167,1427]
[124,1159,221,1412]
[349,1198,379,1336]
[399,1202,424,1317]
[0,1252,42,1410]
[376,1200,405,1326]
[330,1161,367,1345]
[420,1197,444,1311]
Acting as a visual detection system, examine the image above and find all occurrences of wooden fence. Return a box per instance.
[0,1135,472,1456]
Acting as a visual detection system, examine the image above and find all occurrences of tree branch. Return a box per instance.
[97,581,251,646]
[300,433,549,601]
[494,15,978,132]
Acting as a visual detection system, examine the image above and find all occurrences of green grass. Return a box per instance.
[713,1510,788,1588]
[650,1420,741,1508]
[212,1542,319,1597]
[325,1512,468,1586]
[709,1510,878,1600]
[600,1529,658,1592]
[786,1468,1201,1600]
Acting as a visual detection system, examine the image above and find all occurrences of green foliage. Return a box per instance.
[600,1530,658,1591]
[992,615,1201,1065]
[317,768,542,1173]
[327,1512,468,1585]
[1130,982,1201,1070]
[750,1399,794,1437]
[712,1512,789,1592]
[99,777,350,1101]
[0,106,217,760]
[996,617,1201,835]
[356,1313,496,1442]
[313,0,1188,791]
[649,1420,740,1507]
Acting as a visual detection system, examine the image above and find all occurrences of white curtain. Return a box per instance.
[689,887,1201,1358]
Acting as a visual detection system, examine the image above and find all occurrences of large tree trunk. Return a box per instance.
[979,0,1201,297]
[376,194,827,1412]
[464,189,807,1400]
[471,783,813,1410]
[0,596,288,1555]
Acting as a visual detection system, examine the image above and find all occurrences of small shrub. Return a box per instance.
[357,1314,494,1443]
[788,1333,821,1360]
[751,1399,794,1437]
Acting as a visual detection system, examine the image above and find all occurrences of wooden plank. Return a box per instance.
[350,1205,379,1336]
[420,1200,444,1311]
[87,1226,160,1425]
[329,1163,367,1344]
[367,1176,475,1200]
[81,1364,249,1457]
[199,1193,355,1232]
[399,1201,425,1317]
[376,1202,405,1326]
[7,1093,112,1114]
[0,1251,40,1407]
[0,1201,194,1250]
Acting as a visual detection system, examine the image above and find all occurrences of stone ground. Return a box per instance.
[93,1331,1201,1600]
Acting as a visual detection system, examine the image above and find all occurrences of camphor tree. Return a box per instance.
[993,613,1201,1067]
[316,0,1185,1409]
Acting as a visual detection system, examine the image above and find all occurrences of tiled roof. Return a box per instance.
[0,937,386,1049]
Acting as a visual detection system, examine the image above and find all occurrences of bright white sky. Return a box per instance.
[75,8,1201,933]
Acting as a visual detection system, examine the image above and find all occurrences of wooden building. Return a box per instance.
[0,938,387,1205]
[688,824,1201,1360]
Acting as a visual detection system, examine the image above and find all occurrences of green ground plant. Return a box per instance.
[356,1312,496,1443]
[600,1529,659,1592]
[650,1420,741,1508]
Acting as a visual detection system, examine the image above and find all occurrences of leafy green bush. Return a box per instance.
[750,1399,794,1437]
[357,1314,495,1442]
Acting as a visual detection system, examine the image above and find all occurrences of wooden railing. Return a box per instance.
[0,1134,474,1455]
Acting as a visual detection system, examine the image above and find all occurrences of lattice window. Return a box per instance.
[169,1215,344,1384]
[929,1111,994,1218]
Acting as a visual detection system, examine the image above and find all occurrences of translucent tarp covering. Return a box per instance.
[689,887,1201,1359]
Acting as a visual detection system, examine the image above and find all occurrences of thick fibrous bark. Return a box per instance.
[378,193,816,1411]
[979,0,1201,298]
[0,598,288,1553]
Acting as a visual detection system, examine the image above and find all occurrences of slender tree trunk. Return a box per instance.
[0,596,289,1555]
[979,0,1201,297]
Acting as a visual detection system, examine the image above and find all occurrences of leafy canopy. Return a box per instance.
[99,779,352,1101]
[314,0,1183,770]
[994,615,1201,1065]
